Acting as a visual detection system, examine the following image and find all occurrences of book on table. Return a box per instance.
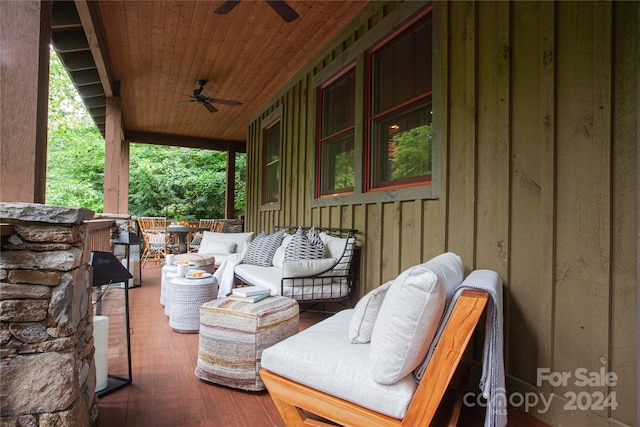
[227,293,270,303]
[232,285,270,297]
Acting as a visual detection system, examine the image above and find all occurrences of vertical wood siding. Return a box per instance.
[244,2,637,425]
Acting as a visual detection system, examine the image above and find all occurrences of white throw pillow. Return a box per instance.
[272,234,294,269]
[282,257,337,278]
[348,281,392,344]
[417,252,464,300]
[319,233,355,275]
[199,231,254,254]
[369,266,445,385]
[202,241,236,255]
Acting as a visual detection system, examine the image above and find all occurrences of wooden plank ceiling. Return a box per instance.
[50,1,369,150]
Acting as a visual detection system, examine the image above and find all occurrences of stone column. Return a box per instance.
[0,203,97,426]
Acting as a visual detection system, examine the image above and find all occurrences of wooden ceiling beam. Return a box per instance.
[69,69,101,86]
[74,0,116,97]
[85,96,106,109]
[51,29,89,52]
[51,2,82,29]
[125,131,246,153]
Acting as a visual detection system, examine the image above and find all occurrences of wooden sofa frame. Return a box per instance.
[260,289,489,427]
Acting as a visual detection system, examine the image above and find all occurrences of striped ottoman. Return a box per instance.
[195,296,299,391]
[174,253,216,273]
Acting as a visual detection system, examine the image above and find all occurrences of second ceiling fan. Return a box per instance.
[215,0,299,23]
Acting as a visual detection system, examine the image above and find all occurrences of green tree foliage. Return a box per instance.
[47,49,246,218]
[128,145,246,219]
[47,49,105,212]
[391,124,432,180]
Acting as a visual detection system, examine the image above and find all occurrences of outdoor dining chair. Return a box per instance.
[138,217,174,266]
[187,219,225,252]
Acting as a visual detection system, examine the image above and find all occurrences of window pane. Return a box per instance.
[372,13,432,115]
[263,120,280,204]
[317,66,356,197]
[371,103,432,188]
[369,9,433,191]
[374,48,394,113]
[265,122,280,163]
[264,163,280,203]
[321,132,354,194]
[414,20,432,94]
[322,69,355,137]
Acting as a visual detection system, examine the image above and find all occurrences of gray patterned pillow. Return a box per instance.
[242,231,285,266]
[348,281,392,344]
[285,227,325,260]
[306,226,324,251]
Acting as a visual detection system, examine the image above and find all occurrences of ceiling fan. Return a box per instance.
[215,0,299,23]
[176,80,242,113]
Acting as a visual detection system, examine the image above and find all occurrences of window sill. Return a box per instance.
[311,183,438,208]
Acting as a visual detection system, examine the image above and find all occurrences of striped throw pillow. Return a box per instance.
[285,227,325,260]
[306,226,324,251]
[242,231,285,267]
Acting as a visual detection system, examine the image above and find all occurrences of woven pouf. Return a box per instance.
[174,253,216,274]
[160,264,179,308]
[169,276,218,333]
[195,296,299,391]
[164,264,199,316]
[163,271,179,317]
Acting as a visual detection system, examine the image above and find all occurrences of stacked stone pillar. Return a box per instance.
[0,203,98,426]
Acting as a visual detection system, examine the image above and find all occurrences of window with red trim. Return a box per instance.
[316,66,356,197]
[367,10,433,191]
[262,118,281,205]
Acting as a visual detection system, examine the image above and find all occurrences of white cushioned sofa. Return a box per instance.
[195,231,255,267]
[233,226,358,303]
[261,252,472,420]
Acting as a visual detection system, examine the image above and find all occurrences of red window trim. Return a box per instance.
[368,3,433,54]
[262,118,281,206]
[316,63,356,198]
[364,4,434,193]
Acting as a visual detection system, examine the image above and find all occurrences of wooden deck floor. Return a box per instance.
[94,264,548,427]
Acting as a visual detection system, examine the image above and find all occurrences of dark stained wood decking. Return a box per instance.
[94,264,548,427]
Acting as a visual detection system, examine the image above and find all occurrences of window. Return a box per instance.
[312,3,437,207]
[262,118,281,206]
[316,66,356,197]
[367,10,433,191]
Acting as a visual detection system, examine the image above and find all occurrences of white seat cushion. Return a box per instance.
[235,261,348,300]
[261,310,417,419]
[234,264,283,295]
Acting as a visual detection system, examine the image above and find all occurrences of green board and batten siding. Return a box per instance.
[244,2,637,426]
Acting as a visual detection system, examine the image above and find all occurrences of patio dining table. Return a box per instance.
[167,224,208,253]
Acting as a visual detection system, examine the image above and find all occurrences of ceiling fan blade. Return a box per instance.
[265,0,299,22]
[215,0,241,15]
[203,102,218,113]
[209,98,242,106]
[175,100,194,106]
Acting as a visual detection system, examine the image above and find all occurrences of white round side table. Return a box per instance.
[169,275,218,333]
